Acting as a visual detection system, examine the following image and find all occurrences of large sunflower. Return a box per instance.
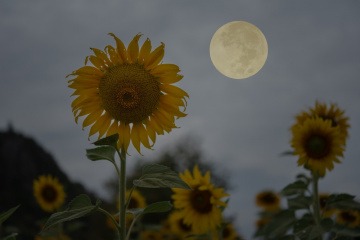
[33,175,66,212]
[68,33,188,154]
[172,165,229,234]
[255,190,281,212]
[291,118,344,176]
[293,101,349,145]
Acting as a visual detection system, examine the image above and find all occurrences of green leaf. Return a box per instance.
[133,164,190,189]
[86,146,116,163]
[0,205,20,225]
[281,180,308,196]
[255,210,296,238]
[2,233,18,240]
[287,195,312,210]
[92,134,119,148]
[325,194,360,210]
[143,201,172,214]
[42,194,101,232]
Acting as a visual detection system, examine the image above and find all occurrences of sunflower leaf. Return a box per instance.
[281,180,308,196]
[0,205,20,225]
[86,146,116,163]
[92,134,119,148]
[133,164,190,189]
[287,195,312,210]
[255,210,296,238]
[325,194,360,210]
[143,201,172,214]
[41,194,101,232]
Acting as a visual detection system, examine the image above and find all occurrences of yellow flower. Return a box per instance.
[255,190,281,212]
[172,165,229,234]
[293,101,349,145]
[68,33,188,154]
[291,118,344,176]
[216,222,240,240]
[33,175,66,212]
[336,210,360,228]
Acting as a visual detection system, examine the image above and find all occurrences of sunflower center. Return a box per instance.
[41,185,58,203]
[190,189,213,214]
[305,135,330,159]
[99,64,160,124]
[128,197,139,209]
[261,192,277,204]
[340,211,357,223]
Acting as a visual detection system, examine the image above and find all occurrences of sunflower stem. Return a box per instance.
[118,147,127,240]
[311,171,323,240]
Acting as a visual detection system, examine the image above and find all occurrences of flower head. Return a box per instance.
[172,165,229,234]
[255,190,281,212]
[33,175,66,212]
[336,210,360,228]
[291,117,344,176]
[68,33,188,154]
[293,101,349,145]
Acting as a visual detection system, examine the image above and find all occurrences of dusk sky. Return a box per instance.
[1,1,360,238]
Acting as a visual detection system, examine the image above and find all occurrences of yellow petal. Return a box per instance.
[108,33,127,63]
[137,123,152,149]
[150,64,180,75]
[145,121,156,143]
[88,55,106,70]
[131,124,142,154]
[82,111,102,128]
[158,74,183,84]
[107,121,119,137]
[139,38,151,63]
[161,84,189,99]
[73,66,103,77]
[118,122,130,152]
[105,45,120,64]
[144,42,164,69]
[127,33,142,63]
[90,47,112,66]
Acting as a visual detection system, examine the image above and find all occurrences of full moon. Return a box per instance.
[209,21,268,79]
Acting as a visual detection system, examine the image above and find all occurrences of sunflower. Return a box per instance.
[293,101,349,145]
[291,117,344,176]
[336,210,360,228]
[33,175,66,212]
[68,33,188,154]
[217,222,240,240]
[255,190,281,212]
[172,165,229,234]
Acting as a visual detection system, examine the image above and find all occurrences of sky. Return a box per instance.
[1,0,360,238]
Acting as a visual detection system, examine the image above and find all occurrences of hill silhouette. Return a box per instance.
[0,125,114,240]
